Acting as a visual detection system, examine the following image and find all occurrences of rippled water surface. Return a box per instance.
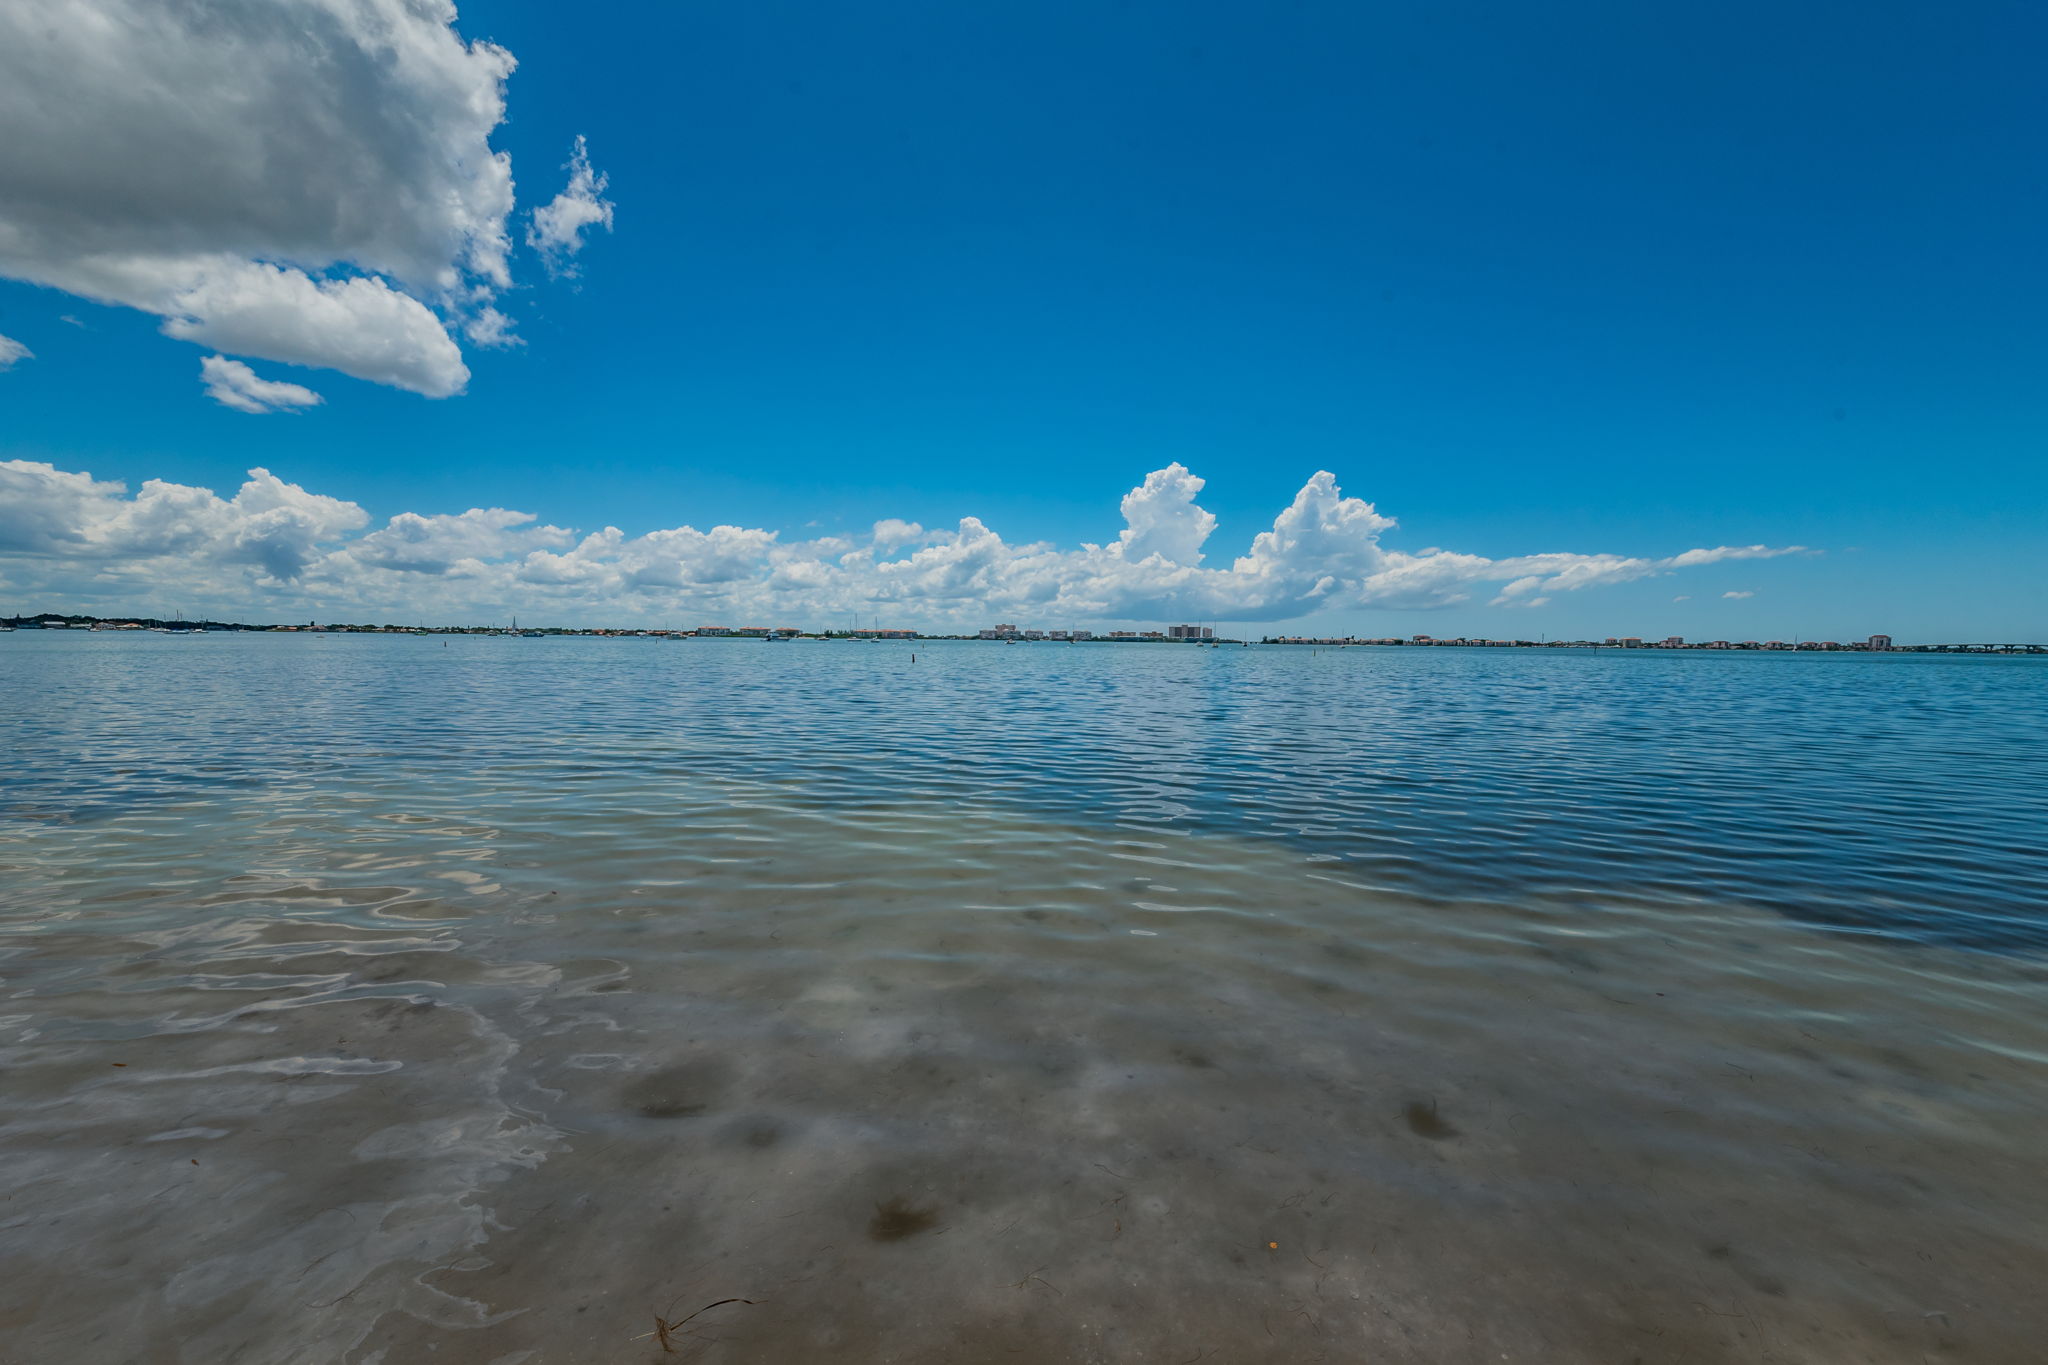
[3,634,2046,1363]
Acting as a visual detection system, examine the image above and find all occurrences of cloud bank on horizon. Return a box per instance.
[0,0,611,405]
[0,460,1805,626]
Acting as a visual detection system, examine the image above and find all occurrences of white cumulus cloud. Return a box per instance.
[528,137,615,276]
[1116,463,1219,566]
[0,459,1812,627]
[1723,590,1756,599]
[463,306,522,350]
[351,509,570,575]
[0,334,31,370]
[0,0,605,399]
[163,264,470,397]
[0,462,367,582]
[869,519,934,554]
[199,356,323,415]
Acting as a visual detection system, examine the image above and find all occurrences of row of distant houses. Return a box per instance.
[30,619,2018,652]
[979,624,1090,640]
[975,623,1216,641]
[5,618,226,632]
[1268,634,1900,650]
[694,626,816,637]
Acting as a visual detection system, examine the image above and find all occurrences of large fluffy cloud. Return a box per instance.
[350,509,571,576]
[0,0,604,399]
[0,462,367,583]
[0,459,1808,625]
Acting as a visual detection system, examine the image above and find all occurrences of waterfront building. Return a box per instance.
[1167,624,1214,640]
[1868,635,1892,650]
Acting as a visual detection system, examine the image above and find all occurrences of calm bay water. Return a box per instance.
[2,634,2045,1362]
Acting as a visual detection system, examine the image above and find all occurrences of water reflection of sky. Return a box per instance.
[5,635,2045,950]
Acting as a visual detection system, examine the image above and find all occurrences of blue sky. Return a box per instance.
[1,0,2042,639]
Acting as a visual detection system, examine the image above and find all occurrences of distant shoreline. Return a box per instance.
[4,614,2041,653]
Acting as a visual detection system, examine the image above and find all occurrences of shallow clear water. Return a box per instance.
[2,634,2045,1363]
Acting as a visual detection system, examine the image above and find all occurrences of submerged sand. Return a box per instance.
[3,792,2046,1363]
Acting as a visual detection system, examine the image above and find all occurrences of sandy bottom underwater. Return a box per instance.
[3,797,2047,1363]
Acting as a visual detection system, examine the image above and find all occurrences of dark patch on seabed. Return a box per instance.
[1405,1099,1459,1140]
[867,1195,942,1242]
[622,1059,732,1119]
